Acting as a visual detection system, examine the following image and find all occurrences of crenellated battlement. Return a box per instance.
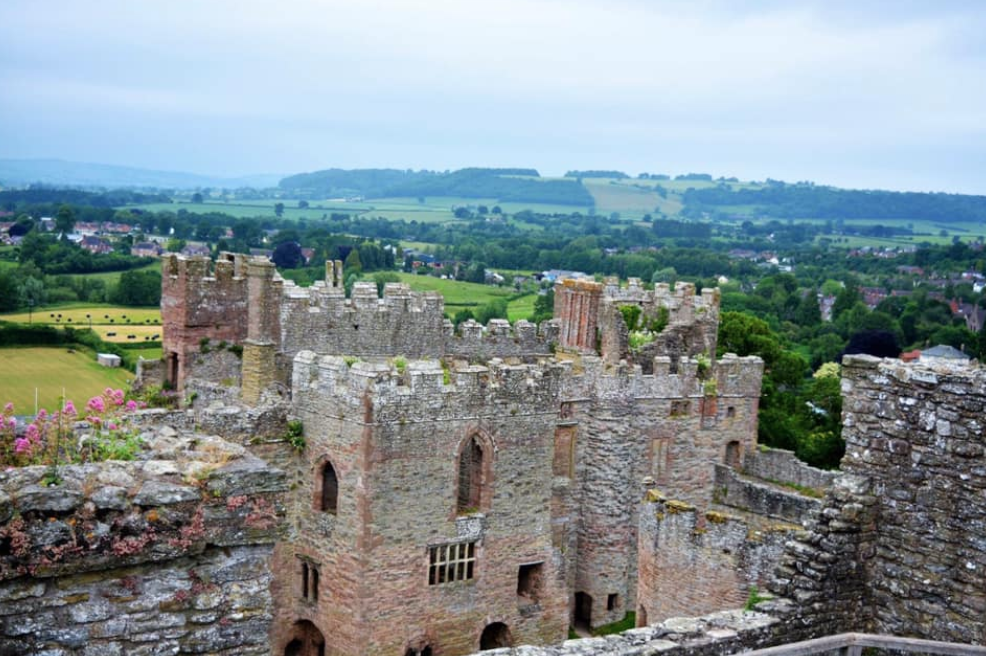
[280,280,445,315]
[292,351,564,419]
[447,318,560,359]
[602,278,720,324]
[162,251,250,288]
[563,353,762,401]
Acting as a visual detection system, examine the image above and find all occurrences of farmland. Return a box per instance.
[0,347,133,414]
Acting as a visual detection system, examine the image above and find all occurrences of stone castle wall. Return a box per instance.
[743,447,837,492]
[0,424,286,655]
[713,464,823,524]
[279,354,569,655]
[161,253,251,391]
[840,355,986,643]
[636,493,793,625]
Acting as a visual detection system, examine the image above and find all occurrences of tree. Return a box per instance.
[272,242,304,269]
[344,247,363,275]
[112,271,162,306]
[274,202,285,218]
[298,200,309,209]
[55,204,75,235]
[191,192,204,203]
[18,276,47,308]
[373,271,401,296]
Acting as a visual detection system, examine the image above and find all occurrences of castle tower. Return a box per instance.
[553,279,603,352]
[242,258,282,404]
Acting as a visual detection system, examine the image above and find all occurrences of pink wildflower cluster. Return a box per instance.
[0,389,146,467]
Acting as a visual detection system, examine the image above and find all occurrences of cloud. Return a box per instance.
[0,0,984,191]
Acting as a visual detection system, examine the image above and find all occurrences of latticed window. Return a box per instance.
[428,541,476,585]
[457,437,484,512]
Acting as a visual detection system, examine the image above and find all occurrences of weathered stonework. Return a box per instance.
[0,423,286,654]
[149,258,775,654]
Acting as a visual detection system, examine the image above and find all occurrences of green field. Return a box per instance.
[0,303,163,343]
[395,273,513,308]
[0,347,133,414]
[506,294,537,321]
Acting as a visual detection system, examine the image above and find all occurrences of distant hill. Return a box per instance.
[279,167,594,206]
[0,159,282,190]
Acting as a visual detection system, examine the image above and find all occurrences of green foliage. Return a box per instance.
[91,430,144,461]
[112,270,162,306]
[628,331,655,350]
[474,298,508,325]
[393,356,407,375]
[744,586,770,611]
[591,612,636,636]
[618,305,642,330]
[285,420,305,451]
[373,271,401,296]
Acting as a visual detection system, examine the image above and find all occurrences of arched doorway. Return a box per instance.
[284,620,325,656]
[479,622,511,650]
[574,591,593,631]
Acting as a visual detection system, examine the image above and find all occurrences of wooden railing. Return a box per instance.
[742,633,986,656]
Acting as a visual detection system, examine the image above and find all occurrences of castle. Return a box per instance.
[153,253,765,654]
[3,253,985,655]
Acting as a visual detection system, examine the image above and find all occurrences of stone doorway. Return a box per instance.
[479,622,511,650]
[574,591,593,631]
[284,620,325,656]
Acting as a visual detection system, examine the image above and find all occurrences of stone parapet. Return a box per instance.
[292,352,564,423]
[0,424,286,654]
[713,464,823,524]
[743,447,837,492]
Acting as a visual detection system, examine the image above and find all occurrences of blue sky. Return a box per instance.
[1,0,985,192]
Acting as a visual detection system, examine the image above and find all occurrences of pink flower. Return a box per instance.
[6,417,15,430]
[14,438,30,455]
[111,389,125,406]
[63,401,77,417]
[125,400,138,412]
[37,408,48,420]
[86,415,102,426]
[108,422,118,431]
[26,424,40,443]
[138,401,147,409]
[3,402,13,415]
[86,397,105,414]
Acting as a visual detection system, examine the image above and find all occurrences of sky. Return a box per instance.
[1,0,985,193]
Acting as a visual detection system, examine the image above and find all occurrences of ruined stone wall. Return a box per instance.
[283,354,568,655]
[840,355,986,643]
[636,493,793,625]
[743,447,837,492]
[161,253,250,391]
[713,465,823,525]
[279,280,448,362]
[597,279,720,369]
[446,318,560,361]
[560,353,763,630]
[554,279,603,352]
[0,425,286,655]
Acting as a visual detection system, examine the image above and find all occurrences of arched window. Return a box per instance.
[725,441,741,469]
[457,436,484,512]
[321,461,338,514]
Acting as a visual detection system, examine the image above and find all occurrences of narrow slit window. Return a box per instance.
[321,461,338,513]
[457,436,484,512]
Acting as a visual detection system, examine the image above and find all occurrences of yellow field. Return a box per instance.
[91,325,162,343]
[0,347,133,414]
[0,305,161,326]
